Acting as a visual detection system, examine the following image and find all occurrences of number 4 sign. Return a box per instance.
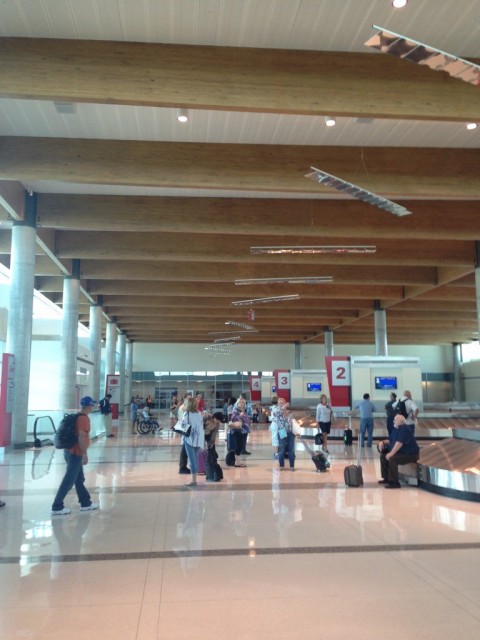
[331,359,351,386]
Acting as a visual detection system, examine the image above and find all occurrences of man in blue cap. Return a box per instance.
[51,396,99,515]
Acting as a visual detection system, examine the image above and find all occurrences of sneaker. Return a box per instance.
[51,507,71,516]
[80,502,99,511]
[178,467,191,475]
[241,450,252,455]
[273,453,279,460]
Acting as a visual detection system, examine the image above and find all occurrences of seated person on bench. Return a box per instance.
[378,414,419,489]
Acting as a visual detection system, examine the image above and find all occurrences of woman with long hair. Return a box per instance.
[181,396,205,487]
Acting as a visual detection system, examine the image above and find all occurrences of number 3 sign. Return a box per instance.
[331,360,351,386]
[277,372,290,389]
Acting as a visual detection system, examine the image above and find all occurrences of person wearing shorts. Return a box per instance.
[315,394,334,454]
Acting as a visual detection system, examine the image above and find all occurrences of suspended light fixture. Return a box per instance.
[250,245,376,255]
[232,294,300,306]
[305,166,412,217]
[324,116,336,127]
[209,329,259,335]
[176,108,189,123]
[234,276,333,285]
[225,321,256,331]
[214,336,241,343]
[365,25,480,87]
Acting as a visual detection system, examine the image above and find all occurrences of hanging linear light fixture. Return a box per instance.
[234,276,333,285]
[232,294,300,306]
[365,25,480,87]
[209,329,259,335]
[305,167,412,217]
[225,321,256,331]
[214,336,241,343]
[250,245,376,255]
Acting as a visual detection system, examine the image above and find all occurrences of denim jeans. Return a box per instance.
[278,431,295,468]
[184,442,200,474]
[52,450,92,510]
[360,418,374,447]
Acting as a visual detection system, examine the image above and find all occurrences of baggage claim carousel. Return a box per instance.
[295,409,480,502]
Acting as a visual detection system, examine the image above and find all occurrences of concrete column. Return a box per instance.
[452,343,463,402]
[88,303,102,402]
[105,321,117,387]
[324,328,334,357]
[117,332,126,413]
[374,302,388,356]
[59,261,80,412]
[5,192,37,446]
[125,341,133,405]
[476,262,480,342]
[294,341,303,369]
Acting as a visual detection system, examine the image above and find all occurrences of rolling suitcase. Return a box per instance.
[197,449,207,475]
[344,432,363,486]
[300,436,329,472]
[344,415,353,446]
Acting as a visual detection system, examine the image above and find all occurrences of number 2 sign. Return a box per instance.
[331,360,351,386]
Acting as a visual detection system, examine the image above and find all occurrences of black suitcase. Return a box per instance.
[300,436,329,472]
[227,429,235,451]
[344,432,363,486]
[344,415,353,445]
[225,450,236,466]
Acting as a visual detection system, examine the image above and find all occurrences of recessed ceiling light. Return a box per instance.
[250,245,376,255]
[232,295,300,306]
[466,122,478,130]
[305,167,412,217]
[234,276,333,285]
[365,25,480,87]
[392,0,408,8]
[324,116,336,127]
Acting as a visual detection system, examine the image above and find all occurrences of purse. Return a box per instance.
[278,426,287,439]
[291,419,302,436]
[174,412,192,438]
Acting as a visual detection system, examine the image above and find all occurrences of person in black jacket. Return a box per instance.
[99,394,114,438]
[384,392,397,437]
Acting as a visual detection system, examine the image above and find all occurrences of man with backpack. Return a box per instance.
[51,396,99,516]
[395,390,419,435]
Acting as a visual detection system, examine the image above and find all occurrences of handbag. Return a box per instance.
[278,426,287,439]
[291,419,302,436]
[174,412,192,438]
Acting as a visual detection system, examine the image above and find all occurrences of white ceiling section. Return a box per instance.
[0,0,479,345]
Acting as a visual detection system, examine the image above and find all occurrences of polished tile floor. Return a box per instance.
[1,422,480,639]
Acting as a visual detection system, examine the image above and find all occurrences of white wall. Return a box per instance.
[462,360,480,402]
[132,342,454,374]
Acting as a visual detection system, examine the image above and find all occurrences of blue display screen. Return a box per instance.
[375,376,397,390]
[306,382,322,392]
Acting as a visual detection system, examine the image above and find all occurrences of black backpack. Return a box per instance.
[54,413,81,449]
[395,399,408,419]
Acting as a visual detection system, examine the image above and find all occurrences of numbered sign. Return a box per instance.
[277,372,290,389]
[331,359,351,386]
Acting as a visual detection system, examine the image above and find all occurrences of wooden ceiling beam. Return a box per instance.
[37,195,480,241]
[2,137,480,198]
[79,260,438,286]
[1,38,479,121]
[55,232,475,267]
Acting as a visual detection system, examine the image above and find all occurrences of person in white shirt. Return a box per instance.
[315,394,335,454]
[402,390,419,435]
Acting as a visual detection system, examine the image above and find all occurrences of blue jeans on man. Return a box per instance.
[360,418,374,447]
[52,450,93,511]
[278,431,296,468]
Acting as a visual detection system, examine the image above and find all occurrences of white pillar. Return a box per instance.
[374,304,388,356]
[117,332,126,413]
[59,263,80,411]
[6,193,37,446]
[452,343,463,402]
[88,303,102,402]
[294,341,303,369]
[105,320,117,390]
[324,329,334,357]
[125,341,133,406]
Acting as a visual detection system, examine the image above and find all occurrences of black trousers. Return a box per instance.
[380,452,419,483]
[233,430,244,456]
[179,443,189,469]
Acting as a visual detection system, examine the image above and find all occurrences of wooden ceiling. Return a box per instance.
[0,0,479,346]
